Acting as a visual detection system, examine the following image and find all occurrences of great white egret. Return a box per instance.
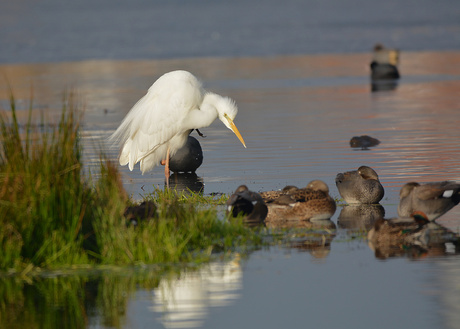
[110,70,246,183]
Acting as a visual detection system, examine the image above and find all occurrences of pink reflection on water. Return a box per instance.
[1,52,460,228]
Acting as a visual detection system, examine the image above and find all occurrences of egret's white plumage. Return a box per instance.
[110,70,246,175]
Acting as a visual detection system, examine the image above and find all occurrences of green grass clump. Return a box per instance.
[93,197,259,265]
[0,93,261,273]
[0,94,92,269]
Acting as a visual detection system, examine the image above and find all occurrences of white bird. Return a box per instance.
[110,70,246,183]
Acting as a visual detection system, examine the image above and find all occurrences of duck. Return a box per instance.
[124,200,157,226]
[370,62,400,80]
[263,180,336,222]
[349,135,380,149]
[226,185,268,225]
[335,166,384,204]
[370,43,400,80]
[169,135,203,173]
[397,181,460,221]
[259,185,299,203]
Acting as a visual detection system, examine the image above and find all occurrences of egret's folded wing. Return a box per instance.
[117,88,202,172]
[111,71,204,172]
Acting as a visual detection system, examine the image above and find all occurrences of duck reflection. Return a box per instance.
[371,80,399,92]
[151,257,242,328]
[165,173,204,194]
[290,236,335,261]
[337,204,385,231]
[367,212,460,260]
[265,217,336,230]
[267,218,336,261]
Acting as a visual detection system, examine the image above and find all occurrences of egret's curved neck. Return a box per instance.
[183,93,221,130]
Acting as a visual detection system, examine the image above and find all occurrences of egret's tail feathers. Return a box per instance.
[118,137,168,174]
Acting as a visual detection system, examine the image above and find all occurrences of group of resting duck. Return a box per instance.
[226,165,460,253]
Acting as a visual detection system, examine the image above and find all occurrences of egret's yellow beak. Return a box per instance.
[224,114,246,148]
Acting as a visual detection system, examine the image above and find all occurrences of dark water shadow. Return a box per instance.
[371,80,399,92]
[337,204,385,231]
[166,173,204,194]
[266,218,337,260]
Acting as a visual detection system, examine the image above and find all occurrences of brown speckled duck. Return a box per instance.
[263,180,336,222]
[259,185,299,203]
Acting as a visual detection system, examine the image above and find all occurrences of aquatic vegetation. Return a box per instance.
[0,267,166,329]
[0,94,261,273]
[0,93,90,270]
[144,187,229,206]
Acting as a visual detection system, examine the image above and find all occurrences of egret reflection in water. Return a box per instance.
[151,258,242,328]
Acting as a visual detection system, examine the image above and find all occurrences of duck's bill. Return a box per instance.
[226,115,247,148]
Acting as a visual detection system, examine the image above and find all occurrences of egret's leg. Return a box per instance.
[165,147,170,187]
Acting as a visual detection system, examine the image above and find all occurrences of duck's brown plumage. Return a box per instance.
[262,180,336,222]
[259,185,298,203]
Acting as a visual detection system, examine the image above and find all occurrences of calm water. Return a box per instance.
[2,0,460,328]
[1,0,460,63]
[2,51,460,329]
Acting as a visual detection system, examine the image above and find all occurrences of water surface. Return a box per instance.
[1,51,460,328]
[2,0,460,63]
